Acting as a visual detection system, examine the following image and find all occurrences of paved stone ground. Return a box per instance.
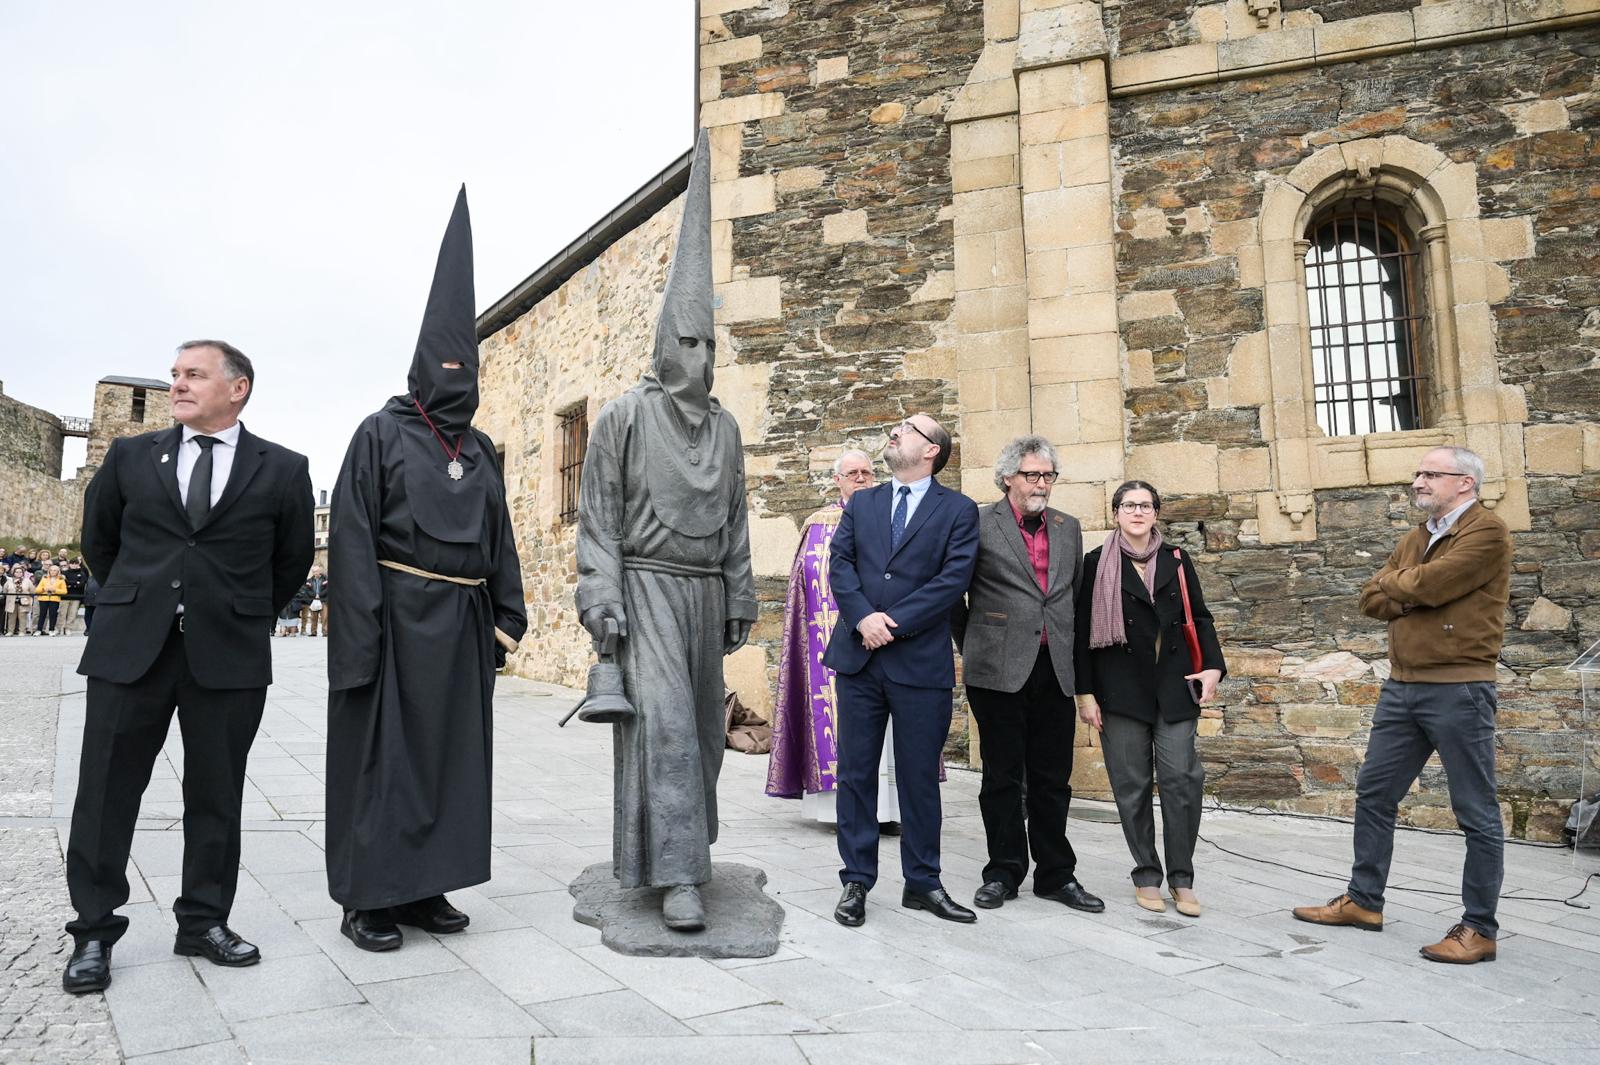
[2,635,1598,1064]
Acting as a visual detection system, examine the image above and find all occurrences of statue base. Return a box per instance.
[569,861,785,958]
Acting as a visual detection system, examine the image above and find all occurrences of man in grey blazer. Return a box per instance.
[952,435,1103,913]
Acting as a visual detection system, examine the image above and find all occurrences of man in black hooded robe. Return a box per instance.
[576,130,756,931]
[324,188,527,951]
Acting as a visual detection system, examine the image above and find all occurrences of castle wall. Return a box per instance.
[0,384,79,545]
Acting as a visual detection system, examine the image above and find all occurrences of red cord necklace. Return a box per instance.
[412,397,465,480]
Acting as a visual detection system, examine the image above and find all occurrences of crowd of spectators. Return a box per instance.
[1,546,98,636]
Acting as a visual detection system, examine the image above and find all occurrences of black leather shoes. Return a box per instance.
[342,909,403,952]
[1039,879,1105,913]
[174,925,260,966]
[63,941,112,994]
[973,880,1017,909]
[878,821,901,836]
[389,895,470,935]
[902,886,977,923]
[834,883,867,927]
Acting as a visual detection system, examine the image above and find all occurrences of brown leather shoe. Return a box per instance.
[1291,894,1383,931]
[1419,923,1496,964]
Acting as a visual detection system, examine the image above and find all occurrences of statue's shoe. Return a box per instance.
[663,885,706,931]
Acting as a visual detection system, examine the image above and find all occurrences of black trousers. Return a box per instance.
[966,644,1078,895]
[65,621,266,946]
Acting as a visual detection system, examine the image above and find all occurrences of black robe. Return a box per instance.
[324,408,526,909]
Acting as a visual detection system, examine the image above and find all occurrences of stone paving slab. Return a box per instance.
[4,636,1600,1064]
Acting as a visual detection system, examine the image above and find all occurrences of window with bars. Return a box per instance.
[1304,201,1427,436]
[557,404,588,525]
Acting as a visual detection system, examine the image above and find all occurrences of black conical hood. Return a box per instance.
[407,186,478,433]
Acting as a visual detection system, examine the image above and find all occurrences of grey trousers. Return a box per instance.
[1101,713,1204,889]
[1347,678,1503,938]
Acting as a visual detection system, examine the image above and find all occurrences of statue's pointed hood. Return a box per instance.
[649,129,716,430]
[407,185,479,435]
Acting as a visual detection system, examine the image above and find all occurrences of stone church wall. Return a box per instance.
[0,384,79,546]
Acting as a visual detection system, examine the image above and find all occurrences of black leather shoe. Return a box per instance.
[173,925,260,966]
[834,883,867,927]
[1039,879,1105,913]
[341,909,403,952]
[390,895,470,934]
[973,880,1017,909]
[878,821,901,836]
[63,941,112,994]
[902,886,977,923]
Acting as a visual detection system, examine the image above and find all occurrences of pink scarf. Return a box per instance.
[1087,527,1164,650]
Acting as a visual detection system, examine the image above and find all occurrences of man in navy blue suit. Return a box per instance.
[824,412,980,926]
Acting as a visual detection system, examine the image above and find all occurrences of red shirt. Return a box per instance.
[1009,500,1049,643]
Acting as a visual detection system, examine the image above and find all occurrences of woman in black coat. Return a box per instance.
[1074,481,1225,917]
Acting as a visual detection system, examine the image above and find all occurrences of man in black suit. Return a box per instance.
[63,340,313,993]
[952,435,1103,915]
[825,412,980,927]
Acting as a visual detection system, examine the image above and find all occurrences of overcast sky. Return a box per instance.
[1,1,691,496]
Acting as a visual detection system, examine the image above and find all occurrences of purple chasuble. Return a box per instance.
[765,506,842,798]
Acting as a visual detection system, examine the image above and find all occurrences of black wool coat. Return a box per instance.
[1073,544,1227,724]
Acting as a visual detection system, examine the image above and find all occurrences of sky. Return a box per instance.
[1,1,692,496]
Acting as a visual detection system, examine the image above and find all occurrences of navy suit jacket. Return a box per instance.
[822,480,980,688]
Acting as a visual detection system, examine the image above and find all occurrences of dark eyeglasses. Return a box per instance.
[889,421,934,445]
[1117,501,1156,513]
[1013,471,1059,484]
[1413,469,1466,481]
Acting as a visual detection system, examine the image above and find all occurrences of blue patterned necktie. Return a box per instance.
[890,485,910,551]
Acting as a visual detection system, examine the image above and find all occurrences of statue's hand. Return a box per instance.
[581,604,628,643]
[724,618,751,655]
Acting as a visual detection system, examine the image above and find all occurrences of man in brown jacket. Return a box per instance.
[1293,446,1511,964]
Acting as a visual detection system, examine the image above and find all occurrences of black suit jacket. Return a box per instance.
[952,501,1083,695]
[78,423,314,689]
[822,480,980,688]
[1072,545,1226,723]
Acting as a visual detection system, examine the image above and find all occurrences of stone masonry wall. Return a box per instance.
[476,204,683,686]
[0,384,79,545]
[1110,27,1600,837]
[1109,0,1426,59]
[85,381,171,471]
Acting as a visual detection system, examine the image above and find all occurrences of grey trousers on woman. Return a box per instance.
[1101,714,1204,888]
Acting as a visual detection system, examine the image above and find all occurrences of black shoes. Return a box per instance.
[389,895,470,935]
[878,821,902,836]
[973,880,1017,909]
[342,909,403,952]
[835,883,867,927]
[63,941,112,994]
[1039,879,1105,913]
[174,925,260,966]
[902,886,977,923]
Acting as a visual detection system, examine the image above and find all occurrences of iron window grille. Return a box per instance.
[1305,201,1427,436]
[558,404,588,525]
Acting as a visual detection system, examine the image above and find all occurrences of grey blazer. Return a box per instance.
[952,500,1083,695]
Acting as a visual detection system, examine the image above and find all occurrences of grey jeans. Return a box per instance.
[1101,713,1204,889]
[1347,678,1503,938]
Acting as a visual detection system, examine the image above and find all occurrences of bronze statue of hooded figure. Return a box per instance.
[575,130,757,931]
[324,187,527,951]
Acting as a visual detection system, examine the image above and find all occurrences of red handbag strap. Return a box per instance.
[1174,548,1194,626]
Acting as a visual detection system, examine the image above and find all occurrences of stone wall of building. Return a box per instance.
[477,204,683,687]
[85,381,171,471]
[0,384,79,545]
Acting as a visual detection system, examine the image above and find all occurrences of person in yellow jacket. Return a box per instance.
[35,565,67,636]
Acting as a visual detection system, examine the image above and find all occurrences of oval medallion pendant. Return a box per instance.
[447,460,464,480]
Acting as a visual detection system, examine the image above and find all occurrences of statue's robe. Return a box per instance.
[575,385,756,888]
[324,404,526,909]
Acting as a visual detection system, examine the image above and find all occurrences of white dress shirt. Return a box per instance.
[888,474,934,530]
[176,421,241,509]
[1425,497,1476,553]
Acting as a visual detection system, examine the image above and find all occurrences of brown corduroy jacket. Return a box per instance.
[1358,501,1512,683]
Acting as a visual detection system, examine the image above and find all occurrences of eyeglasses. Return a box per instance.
[837,469,873,481]
[1117,501,1157,513]
[889,421,933,445]
[1413,469,1466,481]
[1013,471,1059,485]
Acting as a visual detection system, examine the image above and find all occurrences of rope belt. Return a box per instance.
[622,556,723,579]
[376,560,518,653]
[377,559,485,586]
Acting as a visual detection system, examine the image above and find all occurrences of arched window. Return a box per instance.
[1304,199,1427,436]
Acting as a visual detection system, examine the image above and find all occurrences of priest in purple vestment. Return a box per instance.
[766,450,904,827]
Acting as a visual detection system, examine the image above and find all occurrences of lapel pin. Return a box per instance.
[161,454,170,463]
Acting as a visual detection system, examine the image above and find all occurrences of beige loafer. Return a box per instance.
[1133,888,1166,913]
[1170,888,1201,918]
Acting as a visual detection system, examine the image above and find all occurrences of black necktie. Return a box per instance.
[187,436,218,529]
